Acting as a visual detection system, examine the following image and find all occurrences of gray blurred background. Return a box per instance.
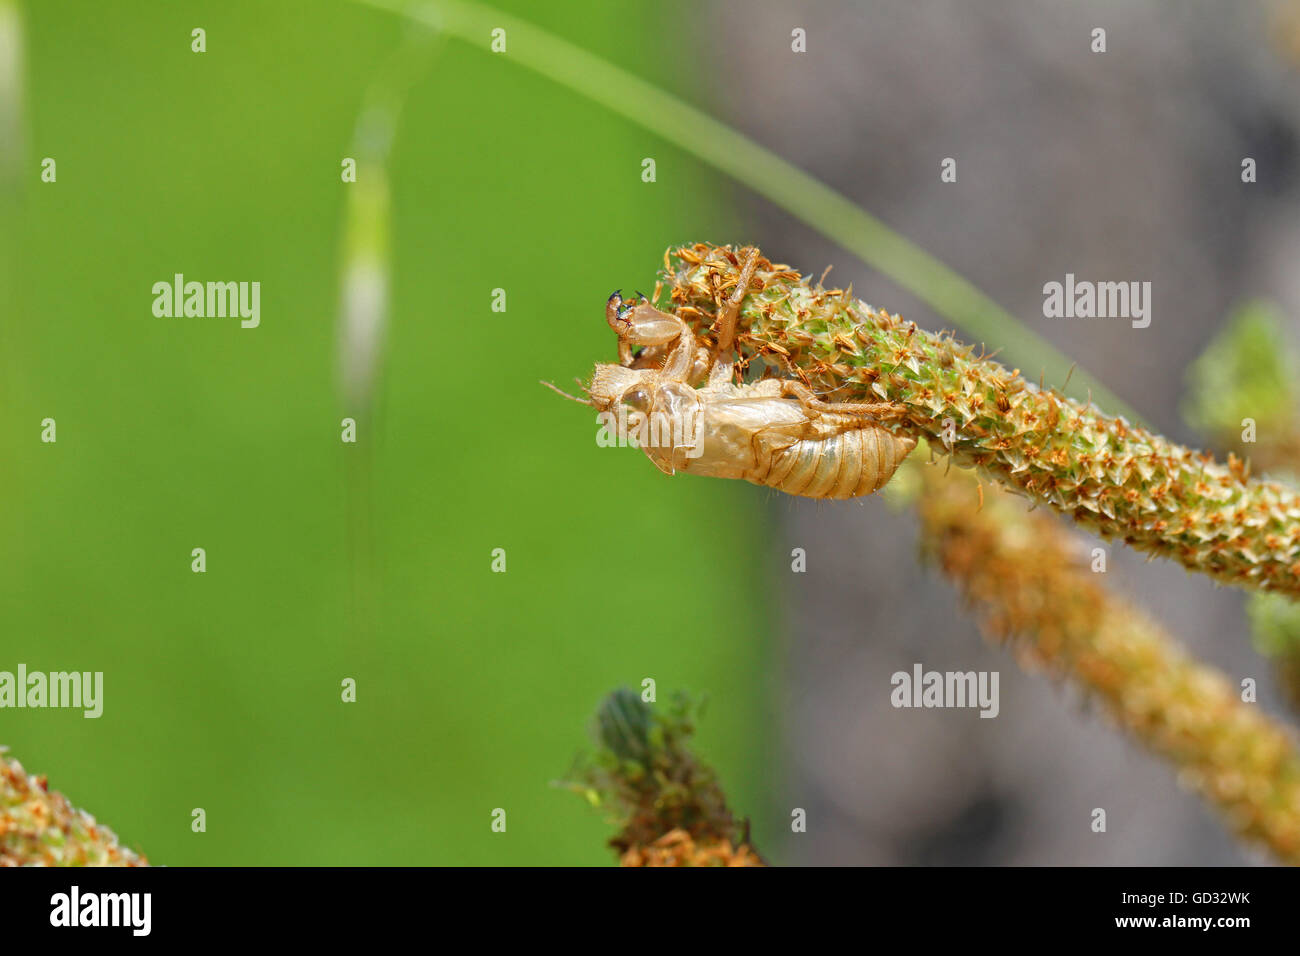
[701,0,1300,864]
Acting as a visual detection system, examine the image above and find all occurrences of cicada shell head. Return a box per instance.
[587,363,652,412]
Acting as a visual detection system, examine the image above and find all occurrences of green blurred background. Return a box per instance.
[1,0,772,865]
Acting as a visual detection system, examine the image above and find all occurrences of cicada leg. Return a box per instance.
[709,246,762,362]
[777,379,909,422]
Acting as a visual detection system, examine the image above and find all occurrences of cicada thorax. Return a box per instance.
[631,380,709,476]
[756,420,917,500]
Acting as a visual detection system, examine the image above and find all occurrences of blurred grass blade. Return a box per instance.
[0,0,25,412]
[0,0,22,183]
[339,20,444,413]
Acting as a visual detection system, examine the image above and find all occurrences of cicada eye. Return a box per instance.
[622,386,651,411]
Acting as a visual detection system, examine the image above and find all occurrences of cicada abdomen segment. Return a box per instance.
[758,422,917,500]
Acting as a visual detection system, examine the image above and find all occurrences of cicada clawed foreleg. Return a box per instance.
[604,290,705,380]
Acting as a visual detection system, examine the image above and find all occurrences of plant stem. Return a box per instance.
[563,688,764,867]
[667,243,1300,598]
[915,458,1300,864]
[1,747,147,866]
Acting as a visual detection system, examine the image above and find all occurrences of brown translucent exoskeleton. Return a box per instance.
[547,247,916,500]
